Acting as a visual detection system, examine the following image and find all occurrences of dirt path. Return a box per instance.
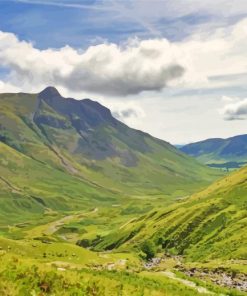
[46,215,75,235]
[119,217,136,229]
[0,176,21,193]
[45,208,99,235]
[161,271,217,295]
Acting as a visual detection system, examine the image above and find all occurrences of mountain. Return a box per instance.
[0,87,221,223]
[92,165,247,262]
[180,135,247,169]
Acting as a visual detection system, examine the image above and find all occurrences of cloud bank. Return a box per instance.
[0,18,246,96]
[0,33,185,96]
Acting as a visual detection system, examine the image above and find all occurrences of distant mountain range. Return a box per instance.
[0,87,221,222]
[180,135,247,169]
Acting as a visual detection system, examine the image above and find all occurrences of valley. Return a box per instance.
[0,88,246,295]
[0,197,246,295]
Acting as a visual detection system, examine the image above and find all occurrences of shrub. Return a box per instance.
[141,240,156,260]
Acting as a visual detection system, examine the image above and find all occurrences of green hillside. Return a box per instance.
[0,141,117,225]
[92,165,247,262]
[180,135,247,169]
[0,165,245,295]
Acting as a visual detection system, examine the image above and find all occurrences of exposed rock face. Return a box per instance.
[38,87,117,130]
[34,87,149,163]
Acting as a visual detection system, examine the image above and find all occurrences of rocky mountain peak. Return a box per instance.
[39,86,61,99]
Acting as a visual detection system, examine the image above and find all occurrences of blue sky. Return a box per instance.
[0,0,246,143]
[0,0,155,48]
[1,0,245,48]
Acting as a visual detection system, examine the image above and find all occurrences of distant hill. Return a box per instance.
[0,87,221,222]
[180,135,247,169]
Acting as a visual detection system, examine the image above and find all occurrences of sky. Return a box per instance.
[0,0,246,144]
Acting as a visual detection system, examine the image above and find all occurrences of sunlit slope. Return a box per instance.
[0,88,221,197]
[93,166,247,261]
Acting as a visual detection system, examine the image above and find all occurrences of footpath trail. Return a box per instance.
[46,208,99,235]
[46,215,75,235]
[119,217,136,230]
[160,271,224,295]
[24,208,99,239]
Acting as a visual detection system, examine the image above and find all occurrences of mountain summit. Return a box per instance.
[39,86,61,99]
[36,87,116,132]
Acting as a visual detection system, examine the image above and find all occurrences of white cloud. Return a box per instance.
[0,80,20,93]
[220,98,247,120]
[111,103,145,123]
[113,108,139,120]
[0,32,185,96]
[0,18,246,97]
[221,96,238,103]
[162,0,247,18]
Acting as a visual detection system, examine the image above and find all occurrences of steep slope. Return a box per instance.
[0,141,117,225]
[92,166,247,262]
[180,135,247,168]
[0,87,221,201]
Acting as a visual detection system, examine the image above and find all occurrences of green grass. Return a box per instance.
[0,141,118,225]
[0,252,230,296]
[91,166,247,264]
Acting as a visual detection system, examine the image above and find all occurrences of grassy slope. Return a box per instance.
[0,141,117,225]
[92,166,247,263]
[0,255,209,296]
[0,234,243,296]
[0,207,245,295]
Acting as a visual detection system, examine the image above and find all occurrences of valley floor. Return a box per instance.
[0,208,246,296]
